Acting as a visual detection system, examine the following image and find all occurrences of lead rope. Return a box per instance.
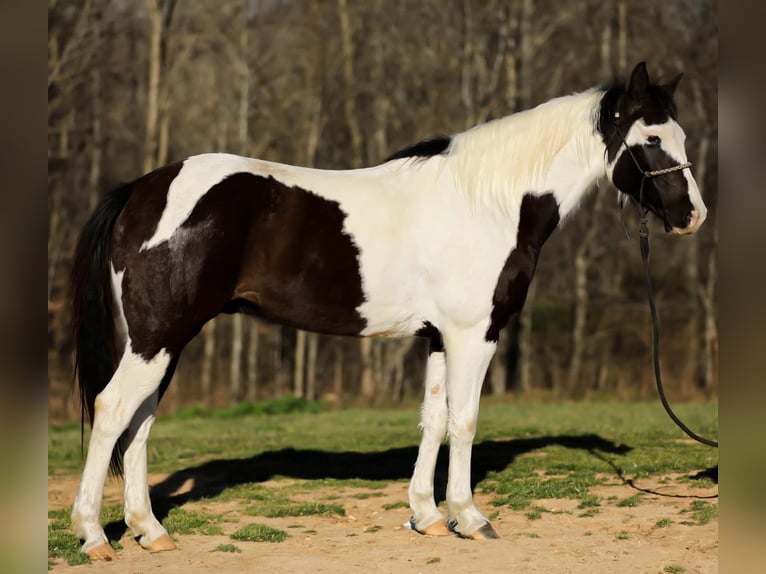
[613,112,718,448]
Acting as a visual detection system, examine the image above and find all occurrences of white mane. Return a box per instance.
[448,89,605,216]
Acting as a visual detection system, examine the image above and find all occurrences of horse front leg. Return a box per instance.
[444,329,498,539]
[408,349,450,535]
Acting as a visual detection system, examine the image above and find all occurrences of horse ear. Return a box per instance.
[627,62,650,99]
[661,72,684,97]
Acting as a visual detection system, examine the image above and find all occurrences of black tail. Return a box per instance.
[71,183,133,475]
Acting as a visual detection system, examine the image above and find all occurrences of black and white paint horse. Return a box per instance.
[70,62,706,559]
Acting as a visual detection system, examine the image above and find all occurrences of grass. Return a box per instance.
[681,500,717,525]
[617,494,643,508]
[48,400,717,565]
[616,530,631,540]
[382,500,409,510]
[162,508,222,535]
[245,501,345,518]
[47,506,124,567]
[230,523,288,543]
[664,565,686,573]
[656,518,673,528]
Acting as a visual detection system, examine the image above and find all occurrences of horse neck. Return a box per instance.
[447,89,608,220]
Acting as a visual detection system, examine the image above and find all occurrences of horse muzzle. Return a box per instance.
[670,209,705,235]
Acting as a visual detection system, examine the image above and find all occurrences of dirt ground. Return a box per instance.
[48,472,717,574]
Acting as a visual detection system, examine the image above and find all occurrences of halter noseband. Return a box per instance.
[612,111,692,237]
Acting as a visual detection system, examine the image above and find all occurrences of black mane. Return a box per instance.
[385,136,452,162]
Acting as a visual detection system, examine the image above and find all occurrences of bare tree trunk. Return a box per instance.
[333,345,344,406]
[359,338,375,404]
[230,315,243,405]
[88,66,102,210]
[600,4,613,81]
[306,333,319,401]
[617,0,627,72]
[518,280,537,393]
[701,237,717,392]
[504,2,520,112]
[519,0,534,109]
[490,330,509,395]
[273,326,283,397]
[201,321,216,404]
[143,0,175,172]
[337,0,362,168]
[460,0,475,127]
[246,321,258,402]
[567,149,608,393]
[294,330,306,398]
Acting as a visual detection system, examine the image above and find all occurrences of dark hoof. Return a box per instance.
[449,519,500,540]
[471,521,500,540]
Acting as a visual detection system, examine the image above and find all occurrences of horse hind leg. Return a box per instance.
[122,389,175,552]
[407,349,451,536]
[71,347,172,560]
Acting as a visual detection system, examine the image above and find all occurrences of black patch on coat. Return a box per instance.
[113,170,367,361]
[416,321,444,354]
[385,136,452,162]
[485,194,560,343]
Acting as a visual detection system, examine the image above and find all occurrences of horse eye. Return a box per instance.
[647,135,661,146]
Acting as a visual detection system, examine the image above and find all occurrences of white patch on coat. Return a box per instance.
[111,265,127,345]
[141,154,262,251]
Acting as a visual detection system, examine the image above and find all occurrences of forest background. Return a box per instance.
[47,0,718,421]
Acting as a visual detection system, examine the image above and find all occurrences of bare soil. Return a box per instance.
[48,472,717,574]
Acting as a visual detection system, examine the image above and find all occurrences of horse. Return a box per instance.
[69,62,707,559]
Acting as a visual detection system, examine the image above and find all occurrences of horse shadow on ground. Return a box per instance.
[105,433,632,540]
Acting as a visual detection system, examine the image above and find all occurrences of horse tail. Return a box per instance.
[71,182,133,475]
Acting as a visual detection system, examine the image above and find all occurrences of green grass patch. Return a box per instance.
[170,396,324,420]
[351,491,386,499]
[382,500,409,510]
[162,507,221,535]
[577,494,601,508]
[525,506,547,520]
[578,508,599,518]
[47,506,124,566]
[245,501,345,518]
[681,500,717,525]
[617,494,643,508]
[487,472,602,510]
[213,543,242,553]
[656,518,673,528]
[616,530,630,540]
[518,531,541,538]
[48,526,90,567]
[664,565,686,573]
[230,523,288,543]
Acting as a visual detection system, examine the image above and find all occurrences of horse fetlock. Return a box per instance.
[127,512,168,545]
